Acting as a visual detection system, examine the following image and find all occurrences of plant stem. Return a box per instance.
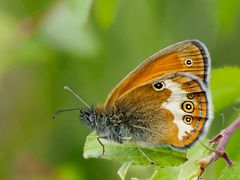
[199,117,240,172]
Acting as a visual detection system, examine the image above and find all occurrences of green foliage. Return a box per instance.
[151,166,180,180]
[84,135,215,179]
[84,132,186,166]
[117,162,132,180]
[219,162,240,180]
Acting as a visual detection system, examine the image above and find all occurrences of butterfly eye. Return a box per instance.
[153,81,165,91]
[185,59,193,67]
[182,101,194,113]
[183,115,193,125]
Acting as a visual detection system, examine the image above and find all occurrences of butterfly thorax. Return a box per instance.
[80,106,132,143]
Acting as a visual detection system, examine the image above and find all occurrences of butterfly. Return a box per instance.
[56,39,213,156]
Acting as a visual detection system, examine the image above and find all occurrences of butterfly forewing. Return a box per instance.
[105,40,210,108]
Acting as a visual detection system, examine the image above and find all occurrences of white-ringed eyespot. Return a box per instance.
[183,115,193,125]
[185,59,193,67]
[152,81,165,91]
[182,101,195,113]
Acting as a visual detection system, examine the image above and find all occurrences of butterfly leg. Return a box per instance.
[128,137,155,165]
[136,146,155,165]
[97,136,107,158]
[120,135,155,165]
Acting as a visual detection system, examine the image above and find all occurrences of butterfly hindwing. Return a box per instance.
[114,73,212,149]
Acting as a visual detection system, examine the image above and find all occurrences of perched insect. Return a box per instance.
[54,40,213,160]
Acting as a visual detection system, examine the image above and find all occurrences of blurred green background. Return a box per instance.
[0,0,240,179]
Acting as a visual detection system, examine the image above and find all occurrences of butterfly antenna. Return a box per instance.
[53,107,81,119]
[64,86,90,108]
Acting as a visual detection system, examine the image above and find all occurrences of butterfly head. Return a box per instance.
[80,108,97,129]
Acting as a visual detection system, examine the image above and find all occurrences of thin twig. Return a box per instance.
[199,117,240,174]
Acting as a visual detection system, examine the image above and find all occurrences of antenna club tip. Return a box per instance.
[63,85,90,108]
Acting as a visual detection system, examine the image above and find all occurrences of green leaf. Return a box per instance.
[186,139,210,160]
[151,139,211,180]
[151,166,180,180]
[117,161,132,180]
[219,162,240,180]
[84,132,186,166]
[178,139,211,180]
[211,67,240,113]
[178,160,201,180]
